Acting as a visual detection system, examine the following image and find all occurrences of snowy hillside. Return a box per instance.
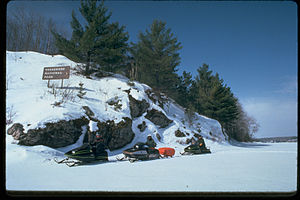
[6,51,297,193]
[6,51,226,155]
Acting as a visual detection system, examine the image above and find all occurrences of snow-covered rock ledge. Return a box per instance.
[6,51,227,153]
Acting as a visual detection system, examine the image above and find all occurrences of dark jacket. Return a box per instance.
[89,133,106,156]
[195,137,206,149]
[146,137,157,148]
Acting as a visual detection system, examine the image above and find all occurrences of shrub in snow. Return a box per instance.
[137,121,147,132]
[58,87,76,103]
[47,84,76,106]
[107,96,122,111]
[175,129,186,137]
[77,82,87,99]
[6,105,17,125]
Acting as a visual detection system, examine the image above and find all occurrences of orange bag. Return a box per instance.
[158,147,175,157]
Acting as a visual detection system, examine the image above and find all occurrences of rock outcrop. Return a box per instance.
[128,94,149,118]
[15,117,89,148]
[145,109,173,128]
[7,123,24,140]
[88,117,135,151]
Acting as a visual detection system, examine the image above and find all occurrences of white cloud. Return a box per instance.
[240,97,297,138]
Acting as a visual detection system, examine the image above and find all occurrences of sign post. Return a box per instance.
[42,66,70,88]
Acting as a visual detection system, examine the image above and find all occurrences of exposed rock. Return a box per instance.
[145,89,168,108]
[82,106,95,119]
[123,89,131,94]
[87,117,135,151]
[137,121,147,132]
[128,94,149,118]
[175,129,186,137]
[156,133,161,142]
[7,123,24,140]
[18,117,89,148]
[145,109,173,128]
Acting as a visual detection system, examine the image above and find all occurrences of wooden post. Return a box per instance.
[61,79,64,88]
[47,80,50,88]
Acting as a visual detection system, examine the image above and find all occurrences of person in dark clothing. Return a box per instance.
[89,132,108,160]
[196,135,206,150]
[145,135,156,148]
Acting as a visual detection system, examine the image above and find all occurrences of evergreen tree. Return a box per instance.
[190,64,215,114]
[130,20,182,95]
[52,0,129,75]
[175,71,193,107]
[209,73,239,126]
[191,64,239,137]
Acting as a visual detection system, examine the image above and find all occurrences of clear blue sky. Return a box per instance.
[7,0,298,138]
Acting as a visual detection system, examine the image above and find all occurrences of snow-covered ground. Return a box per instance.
[6,133,297,192]
[5,51,297,193]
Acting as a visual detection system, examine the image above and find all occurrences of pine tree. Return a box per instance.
[175,70,193,107]
[191,64,239,137]
[190,64,214,114]
[209,74,239,126]
[52,0,129,75]
[130,20,182,95]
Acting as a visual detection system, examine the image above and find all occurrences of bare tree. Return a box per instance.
[6,6,67,54]
[229,101,260,142]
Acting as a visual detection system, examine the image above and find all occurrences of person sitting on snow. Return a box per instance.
[90,132,107,159]
[196,135,206,150]
[145,135,156,149]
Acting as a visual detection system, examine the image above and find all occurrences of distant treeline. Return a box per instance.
[6,0,259,142]
[253,136,297,143]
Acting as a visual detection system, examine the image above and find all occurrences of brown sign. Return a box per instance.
[42,66,70,80]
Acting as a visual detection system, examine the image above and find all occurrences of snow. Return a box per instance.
[89,120,98,132]
[6,133,297,192]
[5,51,298,192]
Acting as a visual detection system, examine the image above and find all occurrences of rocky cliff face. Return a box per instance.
[84,117,135,151]
[8,117,89,148]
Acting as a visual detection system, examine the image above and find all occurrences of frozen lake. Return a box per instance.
[6,139,297,193]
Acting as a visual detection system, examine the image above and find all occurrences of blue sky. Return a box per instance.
[7,0,298,138]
